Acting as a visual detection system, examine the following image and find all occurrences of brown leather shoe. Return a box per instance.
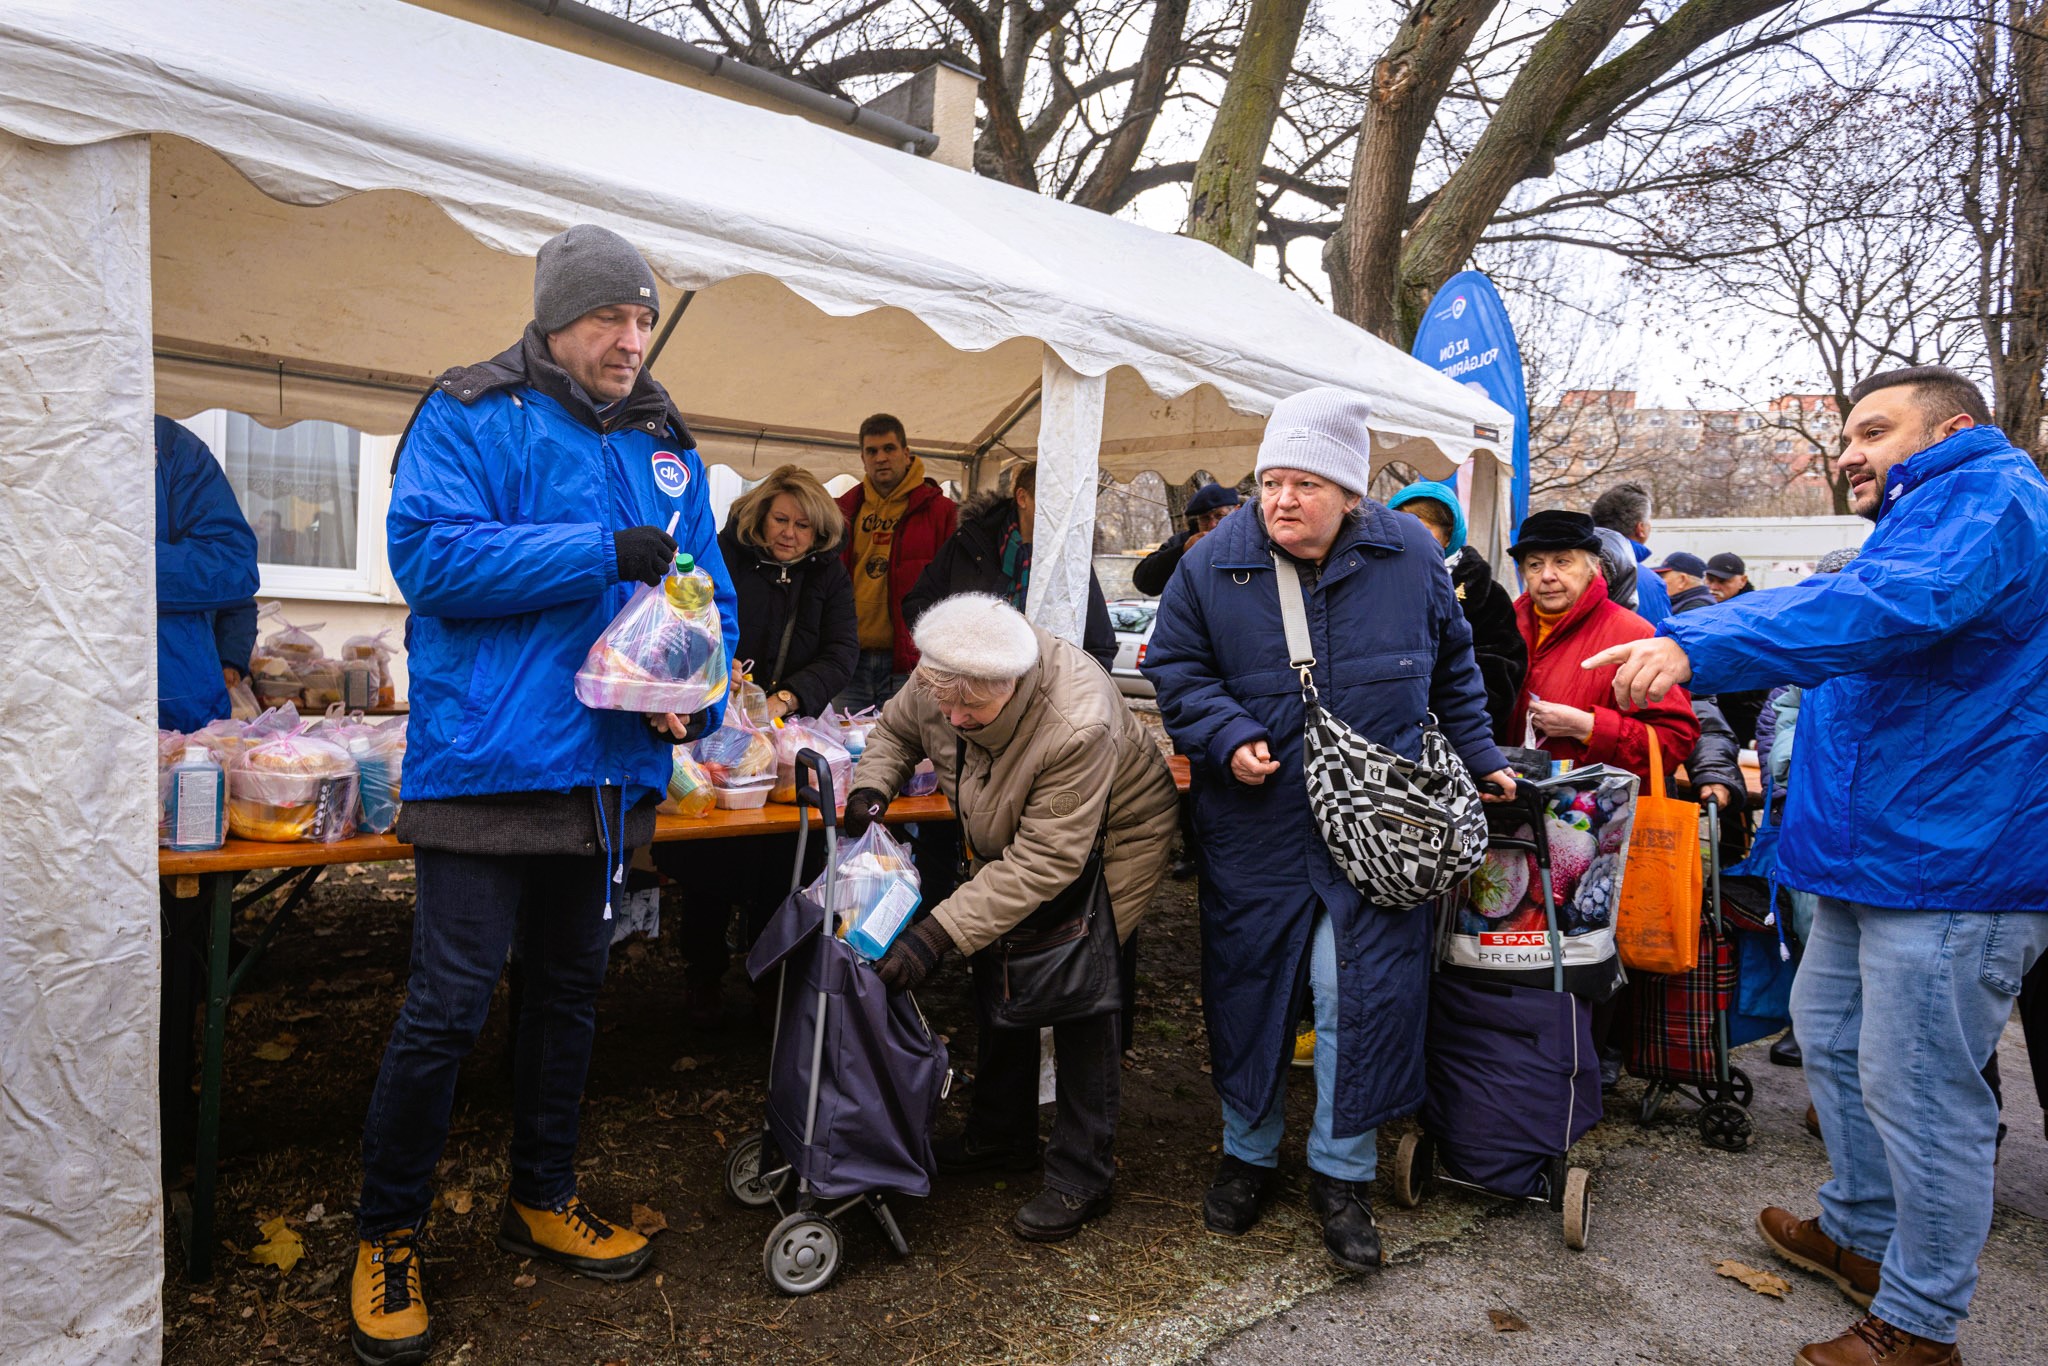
[1806,1103,1823,1139]
[1758,1207,1879,1308]
[1796,1315,1959,1365]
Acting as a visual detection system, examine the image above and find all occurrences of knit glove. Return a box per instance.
[613,525,678,586]
[874,916,954,993]
[841,787,890,839]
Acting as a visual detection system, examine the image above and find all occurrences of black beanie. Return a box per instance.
[533,224,661,332]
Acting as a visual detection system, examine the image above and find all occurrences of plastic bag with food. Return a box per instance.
[691,706,775,787]
[660,746,716,819]
[227,676,261,721]
[574,555,727,715]
[158,730,187,846]
[804,823,923,960]
[227,732,359,843]
[903,758,940,798]
[731,667,776,729]
[261,605,325,660]
[770,719,851,806]
[341,627,399,708]
[296,655,344,709]
[344,718,407,835]
[247,650,304,708]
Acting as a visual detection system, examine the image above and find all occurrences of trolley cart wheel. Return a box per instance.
[870,1196,911,1258]
[1710,1066,1754,1109]
[1698,1101,1753,1152]
[1392,1132,1433,1209]
[1544,1155,1568,1212]
[1561,1167,1591,1251]
[725,1133,790,1209]
[763,1213,842,1295]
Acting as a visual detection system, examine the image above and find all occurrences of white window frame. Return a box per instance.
[180,410,401,604]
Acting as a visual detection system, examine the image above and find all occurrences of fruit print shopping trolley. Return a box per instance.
[728,750,949,1293]
[1394,767,1639,1250]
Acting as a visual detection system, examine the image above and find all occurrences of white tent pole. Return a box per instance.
[1024,350,1104,645]
[0,131,163,1363]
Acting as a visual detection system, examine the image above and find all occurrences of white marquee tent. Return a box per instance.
[0,0,1513,1356]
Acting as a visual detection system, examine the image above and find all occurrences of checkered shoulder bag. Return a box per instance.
[1272,552,1488,909]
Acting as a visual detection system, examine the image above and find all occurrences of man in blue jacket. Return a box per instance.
[155,416,258,731]
[351,225,737,1365]
[1588,366,2048,1366]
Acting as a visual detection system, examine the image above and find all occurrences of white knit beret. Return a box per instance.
[912,593,1040,681]
[1254,387,1375,496]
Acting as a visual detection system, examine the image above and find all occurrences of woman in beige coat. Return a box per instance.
[843,592,1177,1241]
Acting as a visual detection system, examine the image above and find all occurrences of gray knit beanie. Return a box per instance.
[1255,387,1375,496]
[533,224,661,332]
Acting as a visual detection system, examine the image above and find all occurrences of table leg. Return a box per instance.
[187,870,233,1281]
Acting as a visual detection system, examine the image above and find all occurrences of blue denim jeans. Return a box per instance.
[359,848,616,1236]
[1221,910,1376,1182]
[1792,897,2048,1342]
[835,649,906,713]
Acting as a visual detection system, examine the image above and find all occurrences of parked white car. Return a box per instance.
[1108,599,1157,698]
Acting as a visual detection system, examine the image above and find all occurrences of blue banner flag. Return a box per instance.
[1411,271,1529,527]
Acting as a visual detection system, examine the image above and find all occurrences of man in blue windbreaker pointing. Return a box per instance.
[1587,366,2048,1366]
[351,225,736,1365]
[155,416,259,732]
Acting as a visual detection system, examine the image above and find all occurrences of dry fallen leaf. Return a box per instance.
[252,1033,298,1062]
[1716,1259,1790,1299]
[444,1189,474,1216]
[1488,1309,1530,1332]
[248,1216,304,1275]
[632,1203,669,1237]
[512,1272,537,1289]
[671,1056,700,1073]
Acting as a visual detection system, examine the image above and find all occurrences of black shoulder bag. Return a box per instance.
[957,737,1123,1028]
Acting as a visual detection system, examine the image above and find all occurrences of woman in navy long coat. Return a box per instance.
[1142,389,1512,1271]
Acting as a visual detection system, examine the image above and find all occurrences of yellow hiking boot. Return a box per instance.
[349,1229,431,1366]
[1292,1027,1316,1069]
[495,1194,652,1281]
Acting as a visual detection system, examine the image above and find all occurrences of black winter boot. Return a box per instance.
[1203,1154,1278,1235]
[1307,1170,1382,1272]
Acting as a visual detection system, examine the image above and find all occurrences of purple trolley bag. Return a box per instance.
[1394,779,1599,1250]
[729,749,949,1294]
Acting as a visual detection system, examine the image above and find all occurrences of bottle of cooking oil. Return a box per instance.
[664,553,715,613]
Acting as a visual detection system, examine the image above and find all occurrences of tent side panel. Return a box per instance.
[1025,351,1104,646]
[0,131,163,1363]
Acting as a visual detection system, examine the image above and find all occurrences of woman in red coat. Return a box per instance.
[1505,511,1698,781]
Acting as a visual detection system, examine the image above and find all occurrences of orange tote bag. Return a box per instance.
[1615,730,1702,975]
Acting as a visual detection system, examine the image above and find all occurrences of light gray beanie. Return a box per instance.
[1254,387,1375,496]
[533,224,661,332]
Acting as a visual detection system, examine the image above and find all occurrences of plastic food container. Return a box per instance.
[712,778,774,810]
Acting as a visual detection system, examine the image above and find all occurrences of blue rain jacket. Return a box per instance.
[156,417,259,733]
[1143,502,1506,1137]
[1663,425,2048,912]
[389,333,737,807]
[1631,540,1672,625]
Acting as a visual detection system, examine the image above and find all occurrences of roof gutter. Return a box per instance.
[507,0,941,157]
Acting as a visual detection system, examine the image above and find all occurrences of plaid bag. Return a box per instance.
[1274,553,1488,909]
[1628,916,1734,1087]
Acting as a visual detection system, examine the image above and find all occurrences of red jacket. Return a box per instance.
[1509,577,1699,782]
[838,478,957,674]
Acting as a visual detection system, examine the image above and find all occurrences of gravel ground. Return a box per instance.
[1201,1025,2046,1366]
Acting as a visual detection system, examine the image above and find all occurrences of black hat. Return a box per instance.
[1508,509,1601,559]
[1651,550,1708,577]
[1184,483,1243,518]
[1705,552,1746,581]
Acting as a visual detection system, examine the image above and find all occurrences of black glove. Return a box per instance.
[874,917,953,993]
[614,525,678,586]
[841,787,890,839]
[646,711,707,743]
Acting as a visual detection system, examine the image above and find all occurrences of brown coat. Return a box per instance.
[851,625,1177,956]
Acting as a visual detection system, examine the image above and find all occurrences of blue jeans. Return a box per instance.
[359,848,616,1236]
[1221,910,1375,1182]
[1792,897,2048,1342]
[835,649,906,713]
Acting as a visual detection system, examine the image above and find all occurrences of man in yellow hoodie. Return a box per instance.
[835,412,957,709]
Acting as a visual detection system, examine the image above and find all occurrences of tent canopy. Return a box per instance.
[2,0,1512,493]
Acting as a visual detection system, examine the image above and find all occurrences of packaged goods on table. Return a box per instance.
[769,719,851,805]
[692,707,775,787]
[296,656,344,709]
[661,746,716,819]
[733,671,776,729]
[158,730,187,847]
[248,652,303,708]
[804,824,923,961]
[341,627,399,709]
[902,758,940,798]
[164,745,227,852]
[227,732,360,843]
[575,554,728,716]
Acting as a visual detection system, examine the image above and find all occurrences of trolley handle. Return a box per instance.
[794,747,837,830]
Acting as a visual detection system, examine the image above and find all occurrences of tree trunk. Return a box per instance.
[1184,0,1311,261]
[1073,0,1193,212]
[1391,0,1640,344]
[1995,2,2048,468]
[1326,0,1502,328]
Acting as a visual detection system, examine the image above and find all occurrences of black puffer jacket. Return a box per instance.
[1447,547,1528,744]
[718,523,859,716]
[901,492,1118,669]
[1684,695,1747,811]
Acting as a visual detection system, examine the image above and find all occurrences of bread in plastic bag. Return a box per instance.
[158,730,187,846]
[574,558,728,715]
[342,627,399,708]
[227,731,359,843]
[262,605,324,659]
[804,823,923,960]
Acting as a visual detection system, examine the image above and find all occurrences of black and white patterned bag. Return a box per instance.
[1273,553,1488,908]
